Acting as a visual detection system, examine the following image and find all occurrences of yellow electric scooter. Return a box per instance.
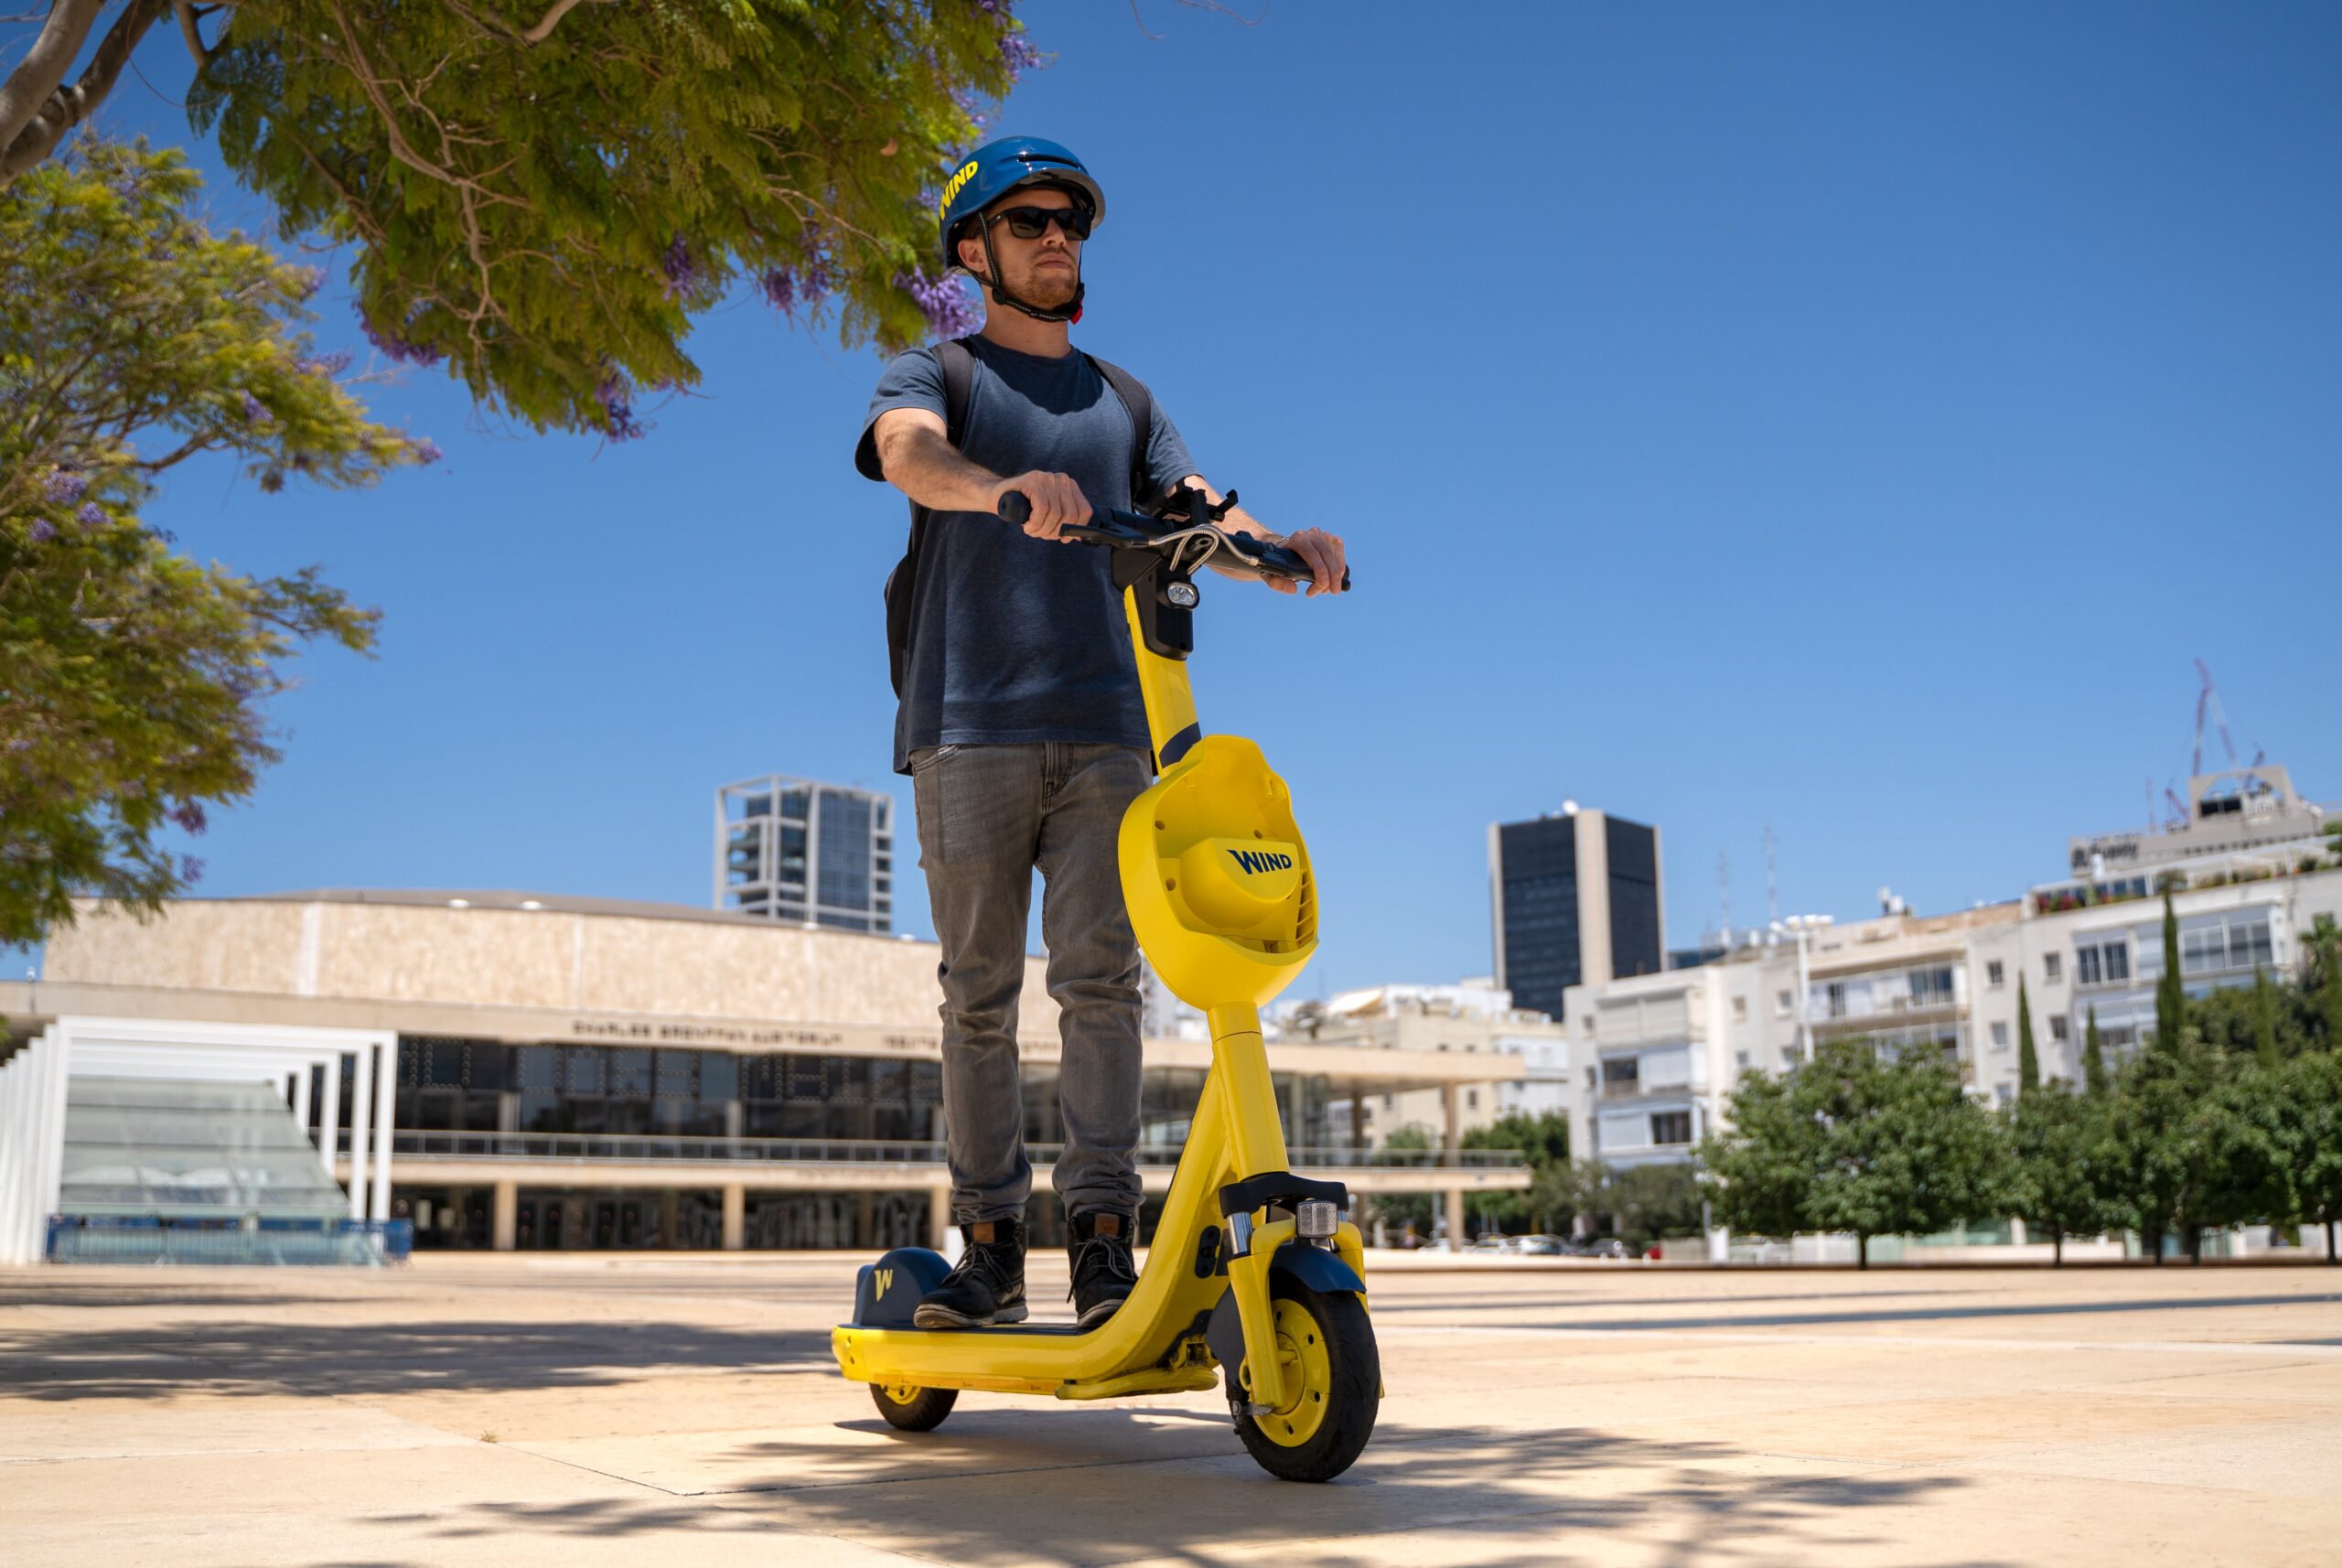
[832,487,1373,1483]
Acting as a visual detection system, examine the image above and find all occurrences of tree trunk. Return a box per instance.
[1857,1233,1868,1270]
[2186,1226,2202,1266]
[2327,1219,2337,1264]
[2149,1225,2165,1265]
[2053,1230,2064,1267]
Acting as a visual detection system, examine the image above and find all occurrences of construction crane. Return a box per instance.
[2171,661,2270,828]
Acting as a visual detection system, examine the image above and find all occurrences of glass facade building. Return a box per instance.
[1491,809,1665,1020]
[716,774,894,933]
[388,1036,1334,1251]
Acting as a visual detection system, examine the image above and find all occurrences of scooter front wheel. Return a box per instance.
[871,1381,958,1432]
[1231,1274,1379,1482]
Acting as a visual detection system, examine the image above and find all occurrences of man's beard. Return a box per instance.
[1001,254,1080,308]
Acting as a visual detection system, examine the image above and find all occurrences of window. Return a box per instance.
[1990,1022,2009,1051]
[2049,1015,2069,1043]
[2076,946,2101,985]
[1735,1049,1751,1069]
[2105,943,2130,982]
[1986,960,2005,989]
[1731,994,1748,1021]
[1581,1014,1595,1036]
[2074,940,2129,987]
[1908,967,1956,1007]
[1650,1110,1692,1145]
[1993,1084,2014,1109]
[1383,1094,1394,1111]
[1824,982,1848,1019]
[1775,990,1793,1018]
[2043,953,2062,983]
[1466,1090,1479,1112]
[1602,1057,1640,1091]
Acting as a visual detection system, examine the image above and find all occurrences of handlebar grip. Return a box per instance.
[997,490,1031,525]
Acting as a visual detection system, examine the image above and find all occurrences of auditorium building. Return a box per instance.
[0,889,1528,1260]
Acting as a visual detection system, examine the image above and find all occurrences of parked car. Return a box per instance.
[1517,1234,1567,1256]
[1585,1238,1631,1260]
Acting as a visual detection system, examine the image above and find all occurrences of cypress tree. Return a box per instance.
[2326,930,2342,1052]
[2155,890,2187,1050]
[2083,1006,2108,1096]
[2251,968,2282,1069]
[2016,975,2040,1095]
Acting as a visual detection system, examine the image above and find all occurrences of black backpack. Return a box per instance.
[883,336,1157,697]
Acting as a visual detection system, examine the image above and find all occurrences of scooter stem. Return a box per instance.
[1208,1004,1293,1178]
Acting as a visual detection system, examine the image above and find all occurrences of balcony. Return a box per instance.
[359,1129,1527,1173]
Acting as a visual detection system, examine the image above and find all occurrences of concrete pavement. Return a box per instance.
[4,1254,2337,1566]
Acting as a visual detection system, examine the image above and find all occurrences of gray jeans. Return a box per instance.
[910,741,1151,1225]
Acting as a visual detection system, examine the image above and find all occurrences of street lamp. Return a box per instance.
[1770,913,1835,1058]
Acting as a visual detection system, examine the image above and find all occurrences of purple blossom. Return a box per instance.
[1001,32,1041,79]
[594,371,644,442]
[661,236,702,301]
[288,265,325,301]
[411,437,445,465]
[76,501,104,529]
[178,854,206,885]
[43,468,86,503]
[298,349,353,377]
[897,268,982,341]
[241,391,272,424]
[169,800,209,836]
[360,314,446,368]
[760,253,835,319]
[259,468,285,494]
[28,518,58,543]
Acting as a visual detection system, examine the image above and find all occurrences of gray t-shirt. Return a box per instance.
[857,338,1198,773]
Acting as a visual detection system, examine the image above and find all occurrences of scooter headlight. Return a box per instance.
[1295,1199,1338,1240]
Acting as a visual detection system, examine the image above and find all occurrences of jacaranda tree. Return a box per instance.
[2,0,1034,438]
[2,138,422,943]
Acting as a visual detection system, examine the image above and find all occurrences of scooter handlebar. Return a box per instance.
[994,490,1350,593]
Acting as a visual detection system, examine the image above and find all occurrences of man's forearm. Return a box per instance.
[881,424,1006,514]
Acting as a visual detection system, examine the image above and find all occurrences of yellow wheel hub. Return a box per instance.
[879,1382,921,1404]
[1255,1297,1332,1447]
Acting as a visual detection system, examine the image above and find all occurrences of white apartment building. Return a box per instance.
[1564,766,2342,1169]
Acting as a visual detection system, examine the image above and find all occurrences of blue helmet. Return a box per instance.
[937,136,1104,324]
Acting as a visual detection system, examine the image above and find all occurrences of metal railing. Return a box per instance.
[364,1128,1524,1170]
[46,1217,414,1266]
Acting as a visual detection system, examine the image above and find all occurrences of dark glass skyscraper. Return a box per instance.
[1488,808,1665,1020]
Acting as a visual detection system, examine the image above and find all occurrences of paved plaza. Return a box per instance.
[3,1254,2337,1567]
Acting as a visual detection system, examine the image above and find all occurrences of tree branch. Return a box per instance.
[171,0,212,70]
[0,0,108,151]
[521,0,608,46]
[0,0,173,185]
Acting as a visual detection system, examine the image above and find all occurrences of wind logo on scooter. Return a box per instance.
[1227,849,1294,875]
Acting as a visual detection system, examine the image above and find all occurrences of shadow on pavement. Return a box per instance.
[378,1416,2004,1568]
[0,1317,835,1401]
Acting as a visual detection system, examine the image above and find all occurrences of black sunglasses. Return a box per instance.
[991,204,1092,242]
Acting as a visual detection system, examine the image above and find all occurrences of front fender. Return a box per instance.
[1204,1242,1365,1378]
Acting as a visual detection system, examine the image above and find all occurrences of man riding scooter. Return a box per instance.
[854,135,1348,1330]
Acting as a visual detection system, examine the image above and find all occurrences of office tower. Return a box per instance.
[715,775,894,933]
[1488,805,1665,1019]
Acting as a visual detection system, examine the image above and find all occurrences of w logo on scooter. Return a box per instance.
[1227,849,1294,875]
[875,1268,894,1296]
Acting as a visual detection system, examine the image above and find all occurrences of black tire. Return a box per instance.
[870,1381,958,1432]
[1231,1275,1379,1482]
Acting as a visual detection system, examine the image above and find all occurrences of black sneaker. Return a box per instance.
[913,1219,1028,1328]
[1068,1210,1139,1329]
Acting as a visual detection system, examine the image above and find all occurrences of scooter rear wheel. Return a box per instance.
[1231,1274,1379,1482]
[870,1381,958,1432]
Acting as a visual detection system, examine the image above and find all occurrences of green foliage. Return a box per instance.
[2082,1005,2109,1096]
[2100,1029,2230,1262]
[2002,1080,2122,1263]
[1595,1161,1705,1246]
[1370,1124,1434,1236]
[1702,1037,2001,1266]
[2155,890,2187,1050]
[2,139,413,944]
[2016,974,2039,1095]
[2283,1051,2342,1260]
[1460,1111,1572,1231]
[176,0,1029,437]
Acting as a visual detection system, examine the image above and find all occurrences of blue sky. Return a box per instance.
[16,2,2341,996]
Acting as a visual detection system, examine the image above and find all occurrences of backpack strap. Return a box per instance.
[1084,352,1161,510]
[908,335,982,557]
